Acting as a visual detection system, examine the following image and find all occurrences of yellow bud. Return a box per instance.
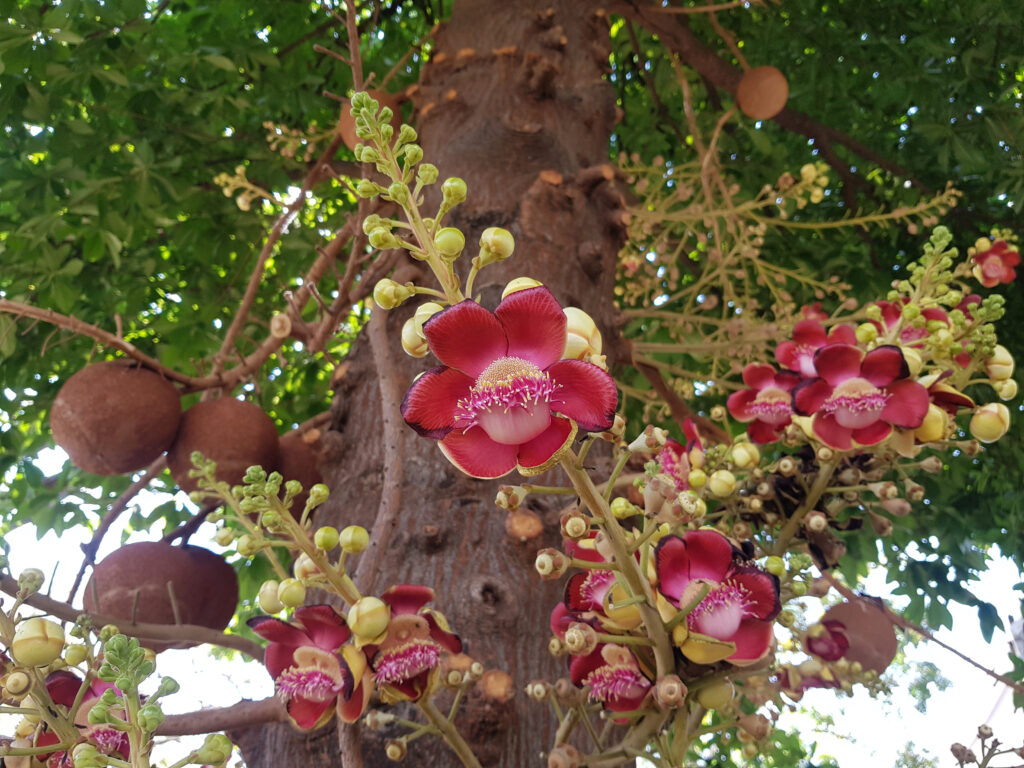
[995,378,1018,400]
[4,669,31,696]
[562,307,603,361]
[293,553,320,580]
[707,469,737,498]
[970,403,1011,443]
[277,578,307,608]
[902,347,924,377]
[730,442,760,469]
[986,345,1015,381]
[914,403,949,443]
[696,679,734,710]
[687,468,707,489]
[501,277,543,299]
[258,580,285,614]
[799,163,817,183]
[63,644,88,667]
[12,618,65,668]
[413,302,444,335]
[479,227,515,262]
[348,596,391,640]
[401,318,429,357]
[340,525,370,554]
[373,279,414,310]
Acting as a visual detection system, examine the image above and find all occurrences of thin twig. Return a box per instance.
[155,697,287,735]
[632,354,730,444]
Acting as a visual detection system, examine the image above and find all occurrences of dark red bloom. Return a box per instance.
[401,287,618,478]
[973,239,1020,287]
[775,319,856,377]
[654,530,780,665]
[569,643,653,716]
[792,344,930,450]
[726,364,802,444]
[804,620,850,661]
[365,585,462,704]
[248,605,369,728]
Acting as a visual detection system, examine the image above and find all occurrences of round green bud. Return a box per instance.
[64,643,88,667]
[277,578,306,608]
[479,226,515,262]
[347,596,391,641]
[610,496,638,519]
[765,556,786,577]
[314,526,340,551]
[417,163,439,185]
[403,144,423,165]
[434,227,466,258]
[386,182,409,205]
[340,525,370,554]
[855,323,878,344]
[373,278,415,310]
[356,179,381,199]
[441,177,468,206]
[695,680,734,710]
[196,733,234,766]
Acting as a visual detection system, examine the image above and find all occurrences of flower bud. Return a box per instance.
[914,403,949,442]
[534,548,570,580]
[653,674,688,709]
[236,534,261,556]
[902,347,924,376]
[307,483,330,507]
[695,679,734,710]
[804,511,829,533]
[495,485,525,510]
[478,227,515,266]
[385,739,408,762]
[610,496,638,519]
[403,144,423,165]
[920,455,943,474]
[560,510,589,540]
[628,424,668,453]
[386,182,409,205]
[433,227,466,258]
[314,526,340,551]
[64,644,88,667]
[72,744,104,768]
[293,553,320,580]
[977,724,993,740]
[765,556,785,577]
[196,733,234,766]
[17,568,45,597]
[348,596,391,641]
[340,525,370,554]
[970,403,1010,443]
[738,713,772,740]
[708,469,737,498]
[985,345,1014,381]
[730,442,760,469]
[356,179,381,198]
[214,527,235,546]
[4,669,31,697]
[562,307,603,362]
[881,497,912,517]
[441,177,468,206]
[526,680,552,701]
[855,323,878,345]
[778,456,798,476]
[276,578,306,608]
[416,163,438,185]
[256,580,285,613]
[373,279,415,310]
[501,277,543,298]
[12,618,65,667]
[995,378,1018,400]
[563,623,598,656]
[413,302,444,335]
[401,317,429,357]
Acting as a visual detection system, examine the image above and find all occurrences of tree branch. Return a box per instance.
[632,353,731,445]
[156,697,286,736]
[0,576,264,661]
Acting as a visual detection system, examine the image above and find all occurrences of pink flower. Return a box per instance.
[657,419,704,491]
[401,287,618,478]
[973,240,1020,287]
[365,585,462,703]
[569,643,652,716]
[726,364,802,444]
[804,620,850,661]
[871,300,953,346]
[248,605,370,728]
[775,319,856,377]
[792,344,930,450]
[654,530,780,666]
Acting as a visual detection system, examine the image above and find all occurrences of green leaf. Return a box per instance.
[0,315,16,358]
[204,54,237,72]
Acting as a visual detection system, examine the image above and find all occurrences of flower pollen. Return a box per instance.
[374,640,440,685]
[277,667,346,703]
[455,356,557,445]
[823,377,890,429]
[583,664,649,702]
[688,581,754,640]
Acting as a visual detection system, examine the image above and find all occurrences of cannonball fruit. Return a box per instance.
[736,65,789,121]
[167,398,280,494]
[50,362,182,475]
[339,89,403,151]
[277,431,323,517]
[83,542,238,652]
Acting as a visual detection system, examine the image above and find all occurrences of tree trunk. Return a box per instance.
[232,1,624,765]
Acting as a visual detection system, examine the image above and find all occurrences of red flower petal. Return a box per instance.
[881,379,930,428]
[851,420,892,446]
[45,670,83,707]
[264,643,298,680]
[381,584,435,616]
[248,615,311,647]
[742,363,778,390]
[729,567,781,621]
[550,602,574,639]
[287,695,334,731]
[828,325,858,345]
[813,344,864,386]
[729,618,774,664]
[860,346,908,386]
[727,389,757,422]
[496,286,567,370]
[653,535,692,604]
[517,415,575,471]
[748,418,785,444]
[439,426,518,478]
[424,612,463,654]
[774,340,800,371]
[400,366,473,438]
[423,300,507,377]
[775,370,803,392]
[792,319,828,347]
[294,605,351,651]
[564,572,592,612]
[568,646,605,686]
[682,529,735,582]
[812,412,853,450]
[792,378,833,415]
[338,670,373,723]
[547,359,618,431]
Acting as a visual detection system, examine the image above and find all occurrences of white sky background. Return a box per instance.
[3,449,1023,767]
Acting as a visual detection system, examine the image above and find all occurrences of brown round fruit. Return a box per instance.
[820,597,898,673]
[83,541,238,652]
[277,431,323,518]
[167,398,280,494]
[736,65,789,121]
[339,89,403,151]
[50,362,181,476]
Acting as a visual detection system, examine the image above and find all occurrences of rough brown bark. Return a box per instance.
[231,1,624,765]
